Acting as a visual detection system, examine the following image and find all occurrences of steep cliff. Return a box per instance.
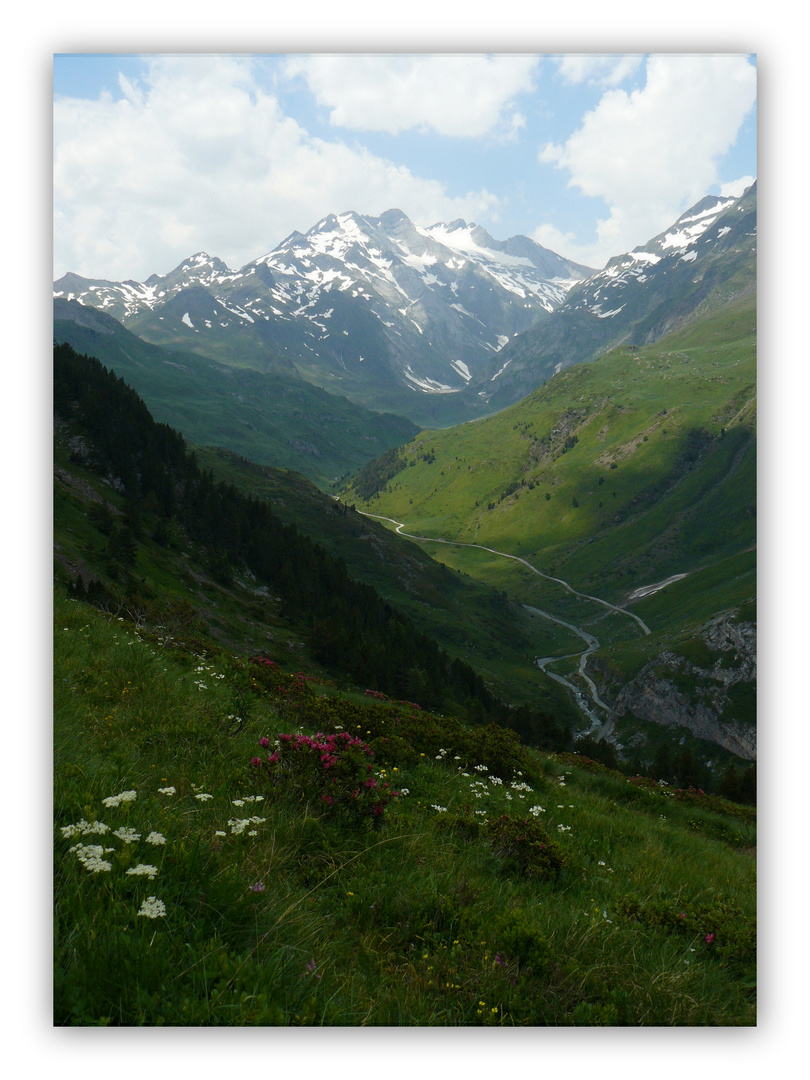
[609,611,757,760]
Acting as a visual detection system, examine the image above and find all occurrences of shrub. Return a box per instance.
[484,813,566,881]
[251,731,397,826]
[492,908,551,973]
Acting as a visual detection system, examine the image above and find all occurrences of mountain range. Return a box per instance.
[54,188,755,427]
[474,183,757,411]
[54,210,591,425]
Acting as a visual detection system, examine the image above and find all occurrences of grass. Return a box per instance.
[344,298,755,602]
[54,590,756,1026]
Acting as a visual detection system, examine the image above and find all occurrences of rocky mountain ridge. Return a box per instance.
[54,210,591,424]
[473,183,757,411]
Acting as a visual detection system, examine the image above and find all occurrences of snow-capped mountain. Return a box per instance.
[54,210,591,424]
[474,183,757,411]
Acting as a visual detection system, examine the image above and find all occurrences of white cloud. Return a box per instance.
[537,54,757,267]
[54,55,503,280]
[553,54,644,88]
[284,54,539,137]
[720,175,755,197]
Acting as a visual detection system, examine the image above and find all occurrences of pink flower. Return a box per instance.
[250,757,262,767]
[705,933,715,944]
[258,737,270,748]
[249,880,265,893]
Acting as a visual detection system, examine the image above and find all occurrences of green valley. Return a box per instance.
[343,297,756,766]
[54,299,419,488]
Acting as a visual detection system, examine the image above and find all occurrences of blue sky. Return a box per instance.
[54,52,756,282]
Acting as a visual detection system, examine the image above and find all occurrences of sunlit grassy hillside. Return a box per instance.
[345,297,754,610]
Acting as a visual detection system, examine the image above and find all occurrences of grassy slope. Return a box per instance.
[53,421,576,724]
[192,446,578,718]
[53,308,419,488]
[53,591,756,1026]
[344,297,756,657]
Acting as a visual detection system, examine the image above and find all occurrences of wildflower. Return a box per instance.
[137,896,166,919]
[60,819,109,838]
[431,805,448,813]
[305,959,322,979]
[126,863,158,879]
[145,832,166,845]
[705,933,715,944]
[70,844,112,873]
[112,827,141,843]
[232,799,245,807]
[102,790,137,808]
[157,786,176,796]
[195,793,213,801]
[250,881,265,893]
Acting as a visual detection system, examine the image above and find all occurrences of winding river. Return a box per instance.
[358,510,652,734]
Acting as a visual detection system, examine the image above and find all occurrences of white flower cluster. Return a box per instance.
[102,790,137,808]
[231,796,265,807]
[137,896,166,919]
[431,805,448,813]
[528,805,546,816]
[227,816,267,836]
[60,819,110,838]
[157,786,176,796]
[126,863,158,879]
[510,781,533,793]
[69,843,113,873]
[145,832,166,845]
[194,793,213,802]
[112,827,141,843]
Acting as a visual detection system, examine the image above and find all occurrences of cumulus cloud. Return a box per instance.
[553,54,644,88]
[284,53,539,137]
[721,175,756,197]
[537,54,757,267]
[54,54,502,280]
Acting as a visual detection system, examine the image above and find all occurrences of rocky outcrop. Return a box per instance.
[609,612,757,760]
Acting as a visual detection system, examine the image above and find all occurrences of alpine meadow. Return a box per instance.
[53,52,757,1030]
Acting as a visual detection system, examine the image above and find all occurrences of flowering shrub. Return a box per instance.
[483,814,566,881]
[251,731,398,825]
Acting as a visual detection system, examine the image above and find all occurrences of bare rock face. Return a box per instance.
[611,612,756,760]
